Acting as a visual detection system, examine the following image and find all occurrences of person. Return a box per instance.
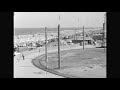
[22,53,24,60]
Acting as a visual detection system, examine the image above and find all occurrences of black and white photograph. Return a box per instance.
[14,12,106,78]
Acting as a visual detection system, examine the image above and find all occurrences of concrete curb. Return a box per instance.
[32,54,81,78]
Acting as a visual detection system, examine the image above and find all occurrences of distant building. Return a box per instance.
[72,37,95,45]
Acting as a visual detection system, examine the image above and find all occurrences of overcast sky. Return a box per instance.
[14,12,106,28]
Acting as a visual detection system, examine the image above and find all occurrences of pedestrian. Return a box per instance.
[22,53,24,60]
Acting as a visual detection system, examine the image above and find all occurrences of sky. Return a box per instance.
[14,12,106,28]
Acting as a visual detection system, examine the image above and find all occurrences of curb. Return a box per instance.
[32,53,82,78]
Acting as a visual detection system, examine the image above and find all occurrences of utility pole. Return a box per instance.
[102,23,104,48]
[103,23,105,47]
[102,13,106,49]
[83,26,85,50]
[75,17,79,40]
[77,17,79,40]
[58,15,61,69]
[58,24,61,69]
[45,27,48,71]
[74,29,76,40]
[104,13,106,52]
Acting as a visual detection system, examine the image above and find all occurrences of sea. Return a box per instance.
[14,27,102,36]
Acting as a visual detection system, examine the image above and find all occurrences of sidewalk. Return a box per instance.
[14,45,97,78]
[14,52,64,78]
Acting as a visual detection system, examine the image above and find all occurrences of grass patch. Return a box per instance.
[40,48,106,70]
